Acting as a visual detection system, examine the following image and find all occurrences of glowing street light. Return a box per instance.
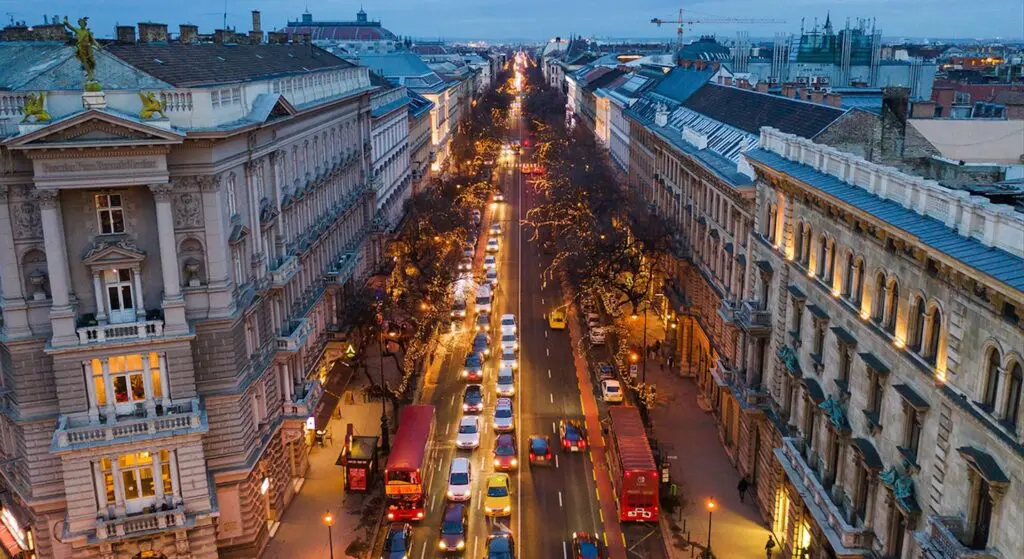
[323,510,335,559]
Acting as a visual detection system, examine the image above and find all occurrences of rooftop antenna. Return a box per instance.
[5,12,14,26]
[222,0,227,30]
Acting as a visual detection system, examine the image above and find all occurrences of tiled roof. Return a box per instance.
[407,90,434,119]
[360,54,449,93]
[104,43,352,88]
[584,69,625,92]
[746,149,1024,292]
[649,67,714,103]
[0,42,168,91]
[683,84,846,138]
[283,24,397,42]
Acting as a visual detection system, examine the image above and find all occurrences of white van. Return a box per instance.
[475,285,493,314]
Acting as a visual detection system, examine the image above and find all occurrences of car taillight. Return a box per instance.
[579,440,587,448]
[563,439,570,448]
[546,453,553,460]
[529,452,535,460]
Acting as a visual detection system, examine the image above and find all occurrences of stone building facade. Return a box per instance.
[745,127,1023,559]
[0,32,376,559]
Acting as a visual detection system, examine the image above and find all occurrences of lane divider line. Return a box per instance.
[550,393,554,404]
[558,491,563,508]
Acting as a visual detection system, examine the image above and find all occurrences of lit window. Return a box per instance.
[96,194,125,235]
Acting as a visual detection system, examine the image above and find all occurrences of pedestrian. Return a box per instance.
[737,476,750,502]
[667,354,675,371]
[765,535,776,559]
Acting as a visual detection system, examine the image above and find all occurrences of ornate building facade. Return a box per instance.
[746,127,1023,559]
[0,31,376,559]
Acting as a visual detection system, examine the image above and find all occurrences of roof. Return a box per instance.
[104,43,352,88]
[368,70,394,89]
[407,89,434,119]
[683,84,847,138]
[907,119,1024,165]
[607,406,656,471]
[677,37,732,62]
[746,148,1024,293]
[360,54,450,93]
[650,67,714,103]
[0,42,168,91]
[411,44,448,55]
[287,25,396,42]
[385,404,435,472]
[584,69,626,92]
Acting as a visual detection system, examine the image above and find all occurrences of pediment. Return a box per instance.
[83,237,147,267]
[5,109,184,150]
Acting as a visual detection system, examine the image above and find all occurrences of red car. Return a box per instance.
[571,532,604,558]
[493,433,518,470]
[559,419,587,452]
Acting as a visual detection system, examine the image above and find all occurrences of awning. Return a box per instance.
[859,352,891,375]
[893,383,930,411]
[957,446,1010,485]
[807,304,830,321]
[724,242,734,255]
[0,522,23,556]
[851,438,884,471]
[800,377,826,404]
[831,326,857,347]
[787,284,807,300]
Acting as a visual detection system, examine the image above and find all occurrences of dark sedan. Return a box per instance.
[528,435,553,465]
[437,502,467,553]
[493,433,518,470]
[462,352,484,381]
[472,332,491,356]
[462,384,484,413]
[381,523,412,559]
[559,419,587,452]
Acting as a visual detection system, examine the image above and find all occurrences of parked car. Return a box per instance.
[601,379,623,403]
[589,326,606,345]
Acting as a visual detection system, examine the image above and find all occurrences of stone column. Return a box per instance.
[0,187,31,338]
[152,450,164,502]
[150,184,187,334]
[132,264,145,320]
[111,456,126,516]
[93,272,108,323]
[141,356,156,417]
[93,461,109,513]
[158,353,171,409]
[38,189,78,345]
[169,449,181,503]
[280,363,293,403]
[199,175,233,316]
[85,361,100,423]
[102,358,116,420]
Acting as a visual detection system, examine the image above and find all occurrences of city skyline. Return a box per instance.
[3,0,1022,43]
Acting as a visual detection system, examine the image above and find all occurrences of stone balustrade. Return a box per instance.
[52,398,206,452]
[916,515,998,559]
[76,319,165,345]
[277,318,315,353]
[270,254,299,287]
[282,379,323,419]
[96,505,187,540]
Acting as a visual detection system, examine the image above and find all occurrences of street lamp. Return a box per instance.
[323,510,335,559]
[704,498,716,559]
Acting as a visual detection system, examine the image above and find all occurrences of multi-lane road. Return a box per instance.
[394,91,606,559]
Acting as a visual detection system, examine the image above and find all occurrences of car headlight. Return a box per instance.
[462,370,468,377]
[502,506,511,512]
[511,458,518,466]
[494,458,501,466]
[447,490,454,498]
[439,541,448,550]
[463,404,470,411]
[456,540,465,550]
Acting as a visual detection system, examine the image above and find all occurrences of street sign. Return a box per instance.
[629,364,638,378]
[344,344,357,359]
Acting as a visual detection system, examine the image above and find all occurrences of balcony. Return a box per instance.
[52,398,207,452]
[736,300,772,335]
[718,300,738,324]
[270,254,299,287]
[775,437,874,554]
[76,318,165,345]
[283,379,324,419]
[916,516,998,559]
[96,504,187,541]
[277,318,315,353]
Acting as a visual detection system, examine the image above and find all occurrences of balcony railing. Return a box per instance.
[76,319,164,345]
[270,254,299,287]
[283,379,324,419]
[736,300,772,333]
[917,515,998,559]
[52,399,206,451]
[718,300,738,324]
[277,318,315,353]
[776,437,874,552]
[97,504,187,541]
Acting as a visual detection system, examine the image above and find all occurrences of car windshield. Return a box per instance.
[384,531,406,552]
[495,408,512,419]
[450,472,469,485]
[499,374,513,383]
[530,439,548,453]
[502,318,514,326]
[476,297,490,305]
[565,426,581,440]
[495,442,515,456]
[459,422,477,434]
[465,355,481,366]
[578,541,600,558]
[466,387,481,397]
[442,519,464,535]
[606,384,620,393]
[487,484,508,498]
[502,335,515,342]
[488,538,512,557]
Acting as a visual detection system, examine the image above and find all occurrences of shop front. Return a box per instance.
[0,496,34,559]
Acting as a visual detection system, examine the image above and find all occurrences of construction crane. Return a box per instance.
[651,8,785,54]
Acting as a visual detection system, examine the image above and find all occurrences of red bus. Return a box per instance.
[606,406,659,522]
[384,405,436,521]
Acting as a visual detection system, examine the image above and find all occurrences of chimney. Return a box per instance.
[755,81,769,93]
[138,22,169,43]
[116,25,136,44]
[910,99,936,118]
[722,76,733,86]
[251,10,262,32]
[736,78,751,89]
[782,83,796,98]
[695,60,706,71]
[680,59,693,69]
[881,86,911,158]
[179,24,198,44]
[214,28,233,44]
[267,31,288,44]
[810,90,824,104]
[32,22,69,41]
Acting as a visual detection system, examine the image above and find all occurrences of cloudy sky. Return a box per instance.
[6,0,1021,42]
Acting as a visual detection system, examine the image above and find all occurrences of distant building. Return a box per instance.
[283,9,399,55]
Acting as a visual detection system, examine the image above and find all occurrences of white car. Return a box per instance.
[589,326,606,345]
[496,367,515,397]
[493,192,504,202]
[500,349,517,370]
[493,398,515,432]
[499,314,517,334]
[489,223,502,236]
[486,238,500,253]
[485,268,498,286]
[456,416,481,449]
[451,299,467,318]
[500,332,518,352]
[447,457,472,501]
[586,314,601,329]
[484,254,497,269]
[602,379,624,403]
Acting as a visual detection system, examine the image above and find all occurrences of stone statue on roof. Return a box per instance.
[63,16,101,91]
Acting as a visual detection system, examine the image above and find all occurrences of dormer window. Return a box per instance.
[96,194,125,235]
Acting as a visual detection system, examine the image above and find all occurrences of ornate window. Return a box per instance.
[96,194,125,235]
[908,297,926,351]
[225,173,238,217]
[924,307,943,364]
[982,348,1001,410]
[1004,362,1022,431]
[800,224,812,266]
[873,273,887,322]
[816,234,828,278]
[97,450,175,515]
[843,253,855,298]
[90,353,163,415]
[885,280,900,332]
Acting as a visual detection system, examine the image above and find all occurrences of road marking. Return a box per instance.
[548,368,552,378]
[563,540,568,559]
[545,330,548,338]
[600,509,604,523]
[550,393,554,404]
[432,494,438,512]
[474,537,479,558]
[446,423,450,436]
[552,422,556,434]
[558,490,563,507]
[541,297,545,305]
[546,348,550,356]
[420,541,427,559]
[450,394,455,406]
[555,454,560,468]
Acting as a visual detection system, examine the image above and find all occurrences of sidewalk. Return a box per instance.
[623,310,771,559]
[264,345,404,559]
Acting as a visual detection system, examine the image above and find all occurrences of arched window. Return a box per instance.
[795,222,805,263]
[885,280,900,332]
[767,205,778,244]
[816,234,828,277]
[908,297,926,351]
[801,224,812,266]
[925,307,942,364]
[982,349,1001,410]
[843,253,855,298]
[852,258,865,304]
[873,273,887,322]
[826,240,838,282]
[1004,362,1022,432]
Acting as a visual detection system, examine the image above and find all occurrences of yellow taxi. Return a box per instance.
[548,308,567,330]
[483,474,512,517]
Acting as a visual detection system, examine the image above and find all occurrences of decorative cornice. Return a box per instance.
[149,184,174,201]
[198,175,222,193]
[35,189,59,209]
[22,146,171,160]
